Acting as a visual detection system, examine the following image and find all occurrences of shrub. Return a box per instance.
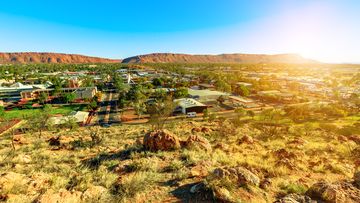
[279,182,307,194]
[111,171,161,200]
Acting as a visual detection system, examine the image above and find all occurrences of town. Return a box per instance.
[0,63,359,130]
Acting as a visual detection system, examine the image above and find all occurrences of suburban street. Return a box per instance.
[97,91,119,125]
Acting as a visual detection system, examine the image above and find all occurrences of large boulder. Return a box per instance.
[212,166,260,186]
[143,130,181,151]
[306,181,360,203]
[275,194,316,203]
[184,134,212,151]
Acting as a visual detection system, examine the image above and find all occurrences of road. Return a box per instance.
[97,92,120,125]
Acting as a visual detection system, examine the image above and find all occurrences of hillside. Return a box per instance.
[0,52,120,64]
[122,53,317,64]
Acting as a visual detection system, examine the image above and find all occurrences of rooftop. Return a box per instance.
[174,98,206,108]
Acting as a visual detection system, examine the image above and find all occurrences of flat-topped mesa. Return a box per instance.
[0,52,120,64]
[122,53,318,64]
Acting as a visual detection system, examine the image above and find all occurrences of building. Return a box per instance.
[174,98,207,114]
[21,87,97,101]
[198,83,215,90]
[48,111,89,125]
[235,82,253,88]
[188,89,230,102]
[0,82,43,101]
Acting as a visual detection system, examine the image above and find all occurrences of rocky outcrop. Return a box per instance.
[143,130,181,151]
[184,135,212,151]
[275,194,316,203]
[306,181,360,203]
[212,166,260,186]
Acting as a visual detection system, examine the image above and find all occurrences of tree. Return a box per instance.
[0,106,5,121]
[216,79,231,93]
[114,76,130,94]
[152,78,164,87]
[247,110,255,118]
[147,96,176,130]
[62,116,78,131]
[28,104,53,138]
[133,101,147,119]
[38,92,48,104]
[202,108,209,121]
[64,92,76,104]
[237,85,250,97]
[174,87,189,99]
[217,95,226,104]
[235,107,247,117]
[87,100,98,112]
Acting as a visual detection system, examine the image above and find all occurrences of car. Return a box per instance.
[186,112,197,118]
[101,123,111,128]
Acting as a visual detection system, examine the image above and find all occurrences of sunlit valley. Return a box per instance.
[1,1,360,202]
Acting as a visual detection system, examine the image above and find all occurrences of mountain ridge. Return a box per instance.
[122,53,318,64]
[0,52,120,64]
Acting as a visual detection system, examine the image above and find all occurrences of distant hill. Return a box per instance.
[0,52,120,64]
[122,53,317,64]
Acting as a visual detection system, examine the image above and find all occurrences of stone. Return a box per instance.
[337,135,349,142]
[306,181,360,203]
[260,178,272,190]
[189,161,211,177]
[184,134,212,151]
[275,193,316,203]
[12,134,26,144]
[201,127,211,133]
[15,154,32,164]
[213,166,260,186]
[143,130,181,151]
[349,135,360,144]
[213,187,233,202]
[190,182,205,193]
[238,135,254,144]
[191,127,201,133]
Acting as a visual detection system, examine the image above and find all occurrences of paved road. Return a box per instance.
[97,92,120,125]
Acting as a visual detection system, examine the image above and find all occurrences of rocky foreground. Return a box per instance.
[0,120,359,202]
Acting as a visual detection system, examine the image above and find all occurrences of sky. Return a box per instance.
[0,0,359,63]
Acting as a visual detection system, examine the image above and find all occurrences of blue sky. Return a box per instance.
[0,0,359,63]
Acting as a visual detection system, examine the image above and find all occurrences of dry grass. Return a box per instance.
[0,117,358,202]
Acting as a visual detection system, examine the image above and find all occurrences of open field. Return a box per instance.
[3,104,87,120]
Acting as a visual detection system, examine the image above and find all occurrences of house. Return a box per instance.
[0,82,42,101]
[174,98,207,114]
[235,82,253,88]
[21,87,97,101]
[48,111,89,125]
[198,83,215,90]
[188,89,230,102]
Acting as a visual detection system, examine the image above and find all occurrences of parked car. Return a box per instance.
[186,112,196,118]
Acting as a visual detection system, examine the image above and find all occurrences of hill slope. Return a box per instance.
[0,52,120,64]
[122,53,317,64]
